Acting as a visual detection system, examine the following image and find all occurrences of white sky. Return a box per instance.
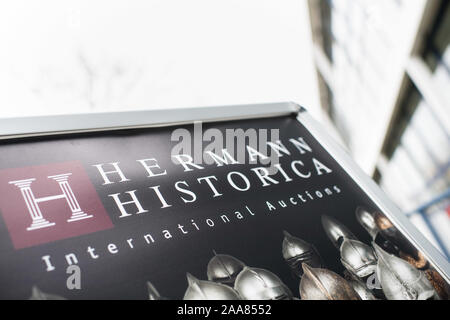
[0,0,320,119]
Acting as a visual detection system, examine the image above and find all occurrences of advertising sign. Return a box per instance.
[0,103,448,300]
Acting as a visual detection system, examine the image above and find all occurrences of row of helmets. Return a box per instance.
[146,208,448,300]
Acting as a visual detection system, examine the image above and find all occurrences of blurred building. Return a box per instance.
[308,0,450,257]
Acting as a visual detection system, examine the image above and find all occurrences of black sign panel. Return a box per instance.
[0,115,446,300]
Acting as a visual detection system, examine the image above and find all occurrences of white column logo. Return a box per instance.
[9,173,93,231]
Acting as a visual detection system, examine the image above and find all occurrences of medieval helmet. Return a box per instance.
[348,278,377,300]
[373,212,394,230]
[29,286,66,300]
[183,273,241,300]
[282,231,323,277]
[234,266,293,300]
[206,252,246,285]
[373,243,438,300]
[299,264,360,300]
[321,215,357,249]
[147,281,167,300]
[340,238,377,278]
[373,213,425,266]
[355,207,379,239]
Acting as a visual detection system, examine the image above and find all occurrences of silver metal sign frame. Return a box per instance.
[0,101,449,282]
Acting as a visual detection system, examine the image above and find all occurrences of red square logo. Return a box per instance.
[0,161,113,249]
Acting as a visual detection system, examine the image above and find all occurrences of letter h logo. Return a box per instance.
[9,173,93,231]
[0,161,113,249]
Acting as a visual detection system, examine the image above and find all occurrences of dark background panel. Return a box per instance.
[0,115,381,299]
